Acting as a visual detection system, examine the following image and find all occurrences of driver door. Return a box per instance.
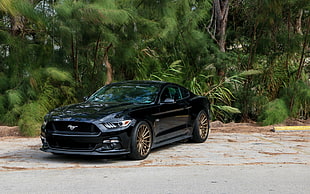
[154,85,190,142]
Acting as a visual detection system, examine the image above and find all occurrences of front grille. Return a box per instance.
[48,136,98,150]
[45,121,102,151]
[46,121,100,134]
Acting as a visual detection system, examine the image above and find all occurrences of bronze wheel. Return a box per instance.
[198,111,209,139]
[129,121,152,160]
[192,110,210,143]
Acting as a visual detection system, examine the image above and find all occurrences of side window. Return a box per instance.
[160,86,183,102]
[160,87,171,102]
[172,87,181,100]
[180,87,190,99]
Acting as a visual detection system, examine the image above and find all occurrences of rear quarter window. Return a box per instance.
[180,87,190,99]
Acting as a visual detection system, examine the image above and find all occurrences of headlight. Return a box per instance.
[41,117,48,132]
[42,114,50,127]
[103,120,132,129]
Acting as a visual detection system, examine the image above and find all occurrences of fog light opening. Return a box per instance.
[97,137,122,151]
[102,139,120,144]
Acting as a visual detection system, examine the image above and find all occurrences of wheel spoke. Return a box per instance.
[142,128,149,138]
[198,113,209,139]
[200,116,208,124]
[136,124,152,156]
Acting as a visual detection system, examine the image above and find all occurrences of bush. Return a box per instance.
[0,67,77,136]
[280,81,310,119]
[18,103,44,136]
[258,98,289,126]
[0,95,6,117]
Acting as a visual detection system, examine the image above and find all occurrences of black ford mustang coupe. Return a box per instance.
[40,81,211,160]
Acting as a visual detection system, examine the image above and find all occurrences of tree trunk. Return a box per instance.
[104,43,113,85]
[207,0,229,76]
[295,9,303,35]
[208,0,229,52]
[71,36,80,83]
[290,17,309,113]
[10,15,24,36]
[296,17,310,80]
[214,0,229,52]
[92,34,101,80]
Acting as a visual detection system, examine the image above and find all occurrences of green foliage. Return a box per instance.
[204,77,241,122]
[18,67,77,135]
[2,106,22,126]
[6,89,23,108]
[0,0,309,136]
[0,95,7,119]
[18,102,44,136]
[0,64,76,133]
[259,99,289,126]
[212,105,241,122]
[0,73,9,92]
[45,67,73,83]
[281,81,310,119]
[149,60,184,84]
[228,0,310,121]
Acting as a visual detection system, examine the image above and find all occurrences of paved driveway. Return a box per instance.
[0,131,309,193]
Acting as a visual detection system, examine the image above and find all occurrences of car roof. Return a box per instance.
[109,80,167,86]
[107,80,190,92]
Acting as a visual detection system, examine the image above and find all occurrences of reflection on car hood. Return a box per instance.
[49,102,147,121]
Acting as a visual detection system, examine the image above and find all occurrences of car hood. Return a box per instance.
[48,102,148,122]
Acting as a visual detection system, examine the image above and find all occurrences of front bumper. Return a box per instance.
[40,130,131,156]
[40,147,130,156]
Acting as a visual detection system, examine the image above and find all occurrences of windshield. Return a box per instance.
[88,84,160,104]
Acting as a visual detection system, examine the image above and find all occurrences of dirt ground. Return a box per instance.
[0,126,21,137]
[211,118,310,133]
[0,119,309,137]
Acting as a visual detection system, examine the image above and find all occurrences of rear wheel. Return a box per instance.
[192,110,210,143]
[129,121,153,160]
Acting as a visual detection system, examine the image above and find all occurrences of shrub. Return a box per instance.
[280,81,310,119]
[258,98,289,126]
[17,68,77,136]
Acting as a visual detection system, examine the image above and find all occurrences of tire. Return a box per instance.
[129,121,153,160]
[192,110,210,143]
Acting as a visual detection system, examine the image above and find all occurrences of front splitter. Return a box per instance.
[40,147,130,156]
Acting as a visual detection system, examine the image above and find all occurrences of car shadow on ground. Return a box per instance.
[0,140,192,171]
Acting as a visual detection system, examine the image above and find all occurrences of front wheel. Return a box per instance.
[192,110,210,143]
[129,121,153,160]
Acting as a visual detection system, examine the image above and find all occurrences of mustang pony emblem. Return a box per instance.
[67,125,78,131]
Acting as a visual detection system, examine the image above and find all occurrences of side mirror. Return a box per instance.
[163,98,175,104]
[83,96,89,101]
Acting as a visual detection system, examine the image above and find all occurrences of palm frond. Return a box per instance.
[6,89,23,108]
[45,67,73,83]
